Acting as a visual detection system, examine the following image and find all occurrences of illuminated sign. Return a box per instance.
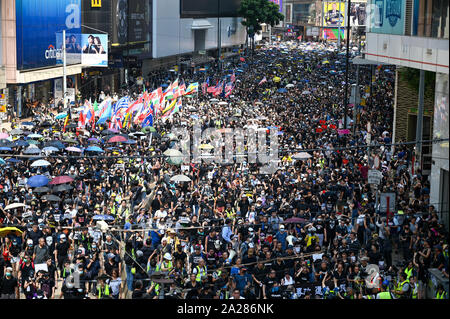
[91,0,101,7]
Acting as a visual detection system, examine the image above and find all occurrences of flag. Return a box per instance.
[97,100,113,125]
[225,84,234,98]
[63,114,70,132]
[258,77,267,85]
[213,82,224,96]
[141,112,153,127]
[202,82,207,95]
[77,112,86,129]
[185,82,199,95]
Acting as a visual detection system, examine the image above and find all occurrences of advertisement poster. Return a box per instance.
[323,28,345,40]
[56,33,82,66]
[367,0,405,35]
[350,1,367,26]
[323,2,346,27]
[81,34,108,67]
[16,0,81,70]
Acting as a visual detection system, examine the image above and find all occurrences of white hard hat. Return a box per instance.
[164,253,172,261]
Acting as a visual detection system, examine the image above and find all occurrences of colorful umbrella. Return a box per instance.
[49,175,74,185]
[108,135,127,143]
[27,175,50,187]
[0,227,23,237]
[66,146,82,153]
[85,146,104,153]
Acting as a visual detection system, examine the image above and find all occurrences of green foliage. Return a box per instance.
[238,0,284,36]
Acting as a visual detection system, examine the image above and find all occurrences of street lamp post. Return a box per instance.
[343,0,351,132]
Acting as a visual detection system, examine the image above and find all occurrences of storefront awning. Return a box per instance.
[191,19,213,30]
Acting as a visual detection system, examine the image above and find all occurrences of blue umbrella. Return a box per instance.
[22,122,35,126]
[47,141,65,150]
[237,69,244,73]
[92,214,115,221]
[23,148,41,154]
[14,140,29,147]
[0,147,12,151]
[124,140,137,144]
[0,158,5,165]
[277,88,287,93]
[6,158,22,163]
[27,175,50,187]
[55,113,68,120]
[161,83,169,88]
[85,146,104,153]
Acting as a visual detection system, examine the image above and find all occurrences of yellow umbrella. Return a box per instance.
[322,60,330,64]
[199,144,214,150]
[273,77,281,83]
[0,227,23,237]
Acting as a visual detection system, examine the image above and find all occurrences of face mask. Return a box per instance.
[351,256,356,262]
[6,272,11,277]
[295,247,301,253]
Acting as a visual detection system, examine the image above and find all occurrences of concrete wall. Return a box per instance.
[365,33,449,74]
[1,0,17,84]
[153,0,246,59]
[430,72,449,228]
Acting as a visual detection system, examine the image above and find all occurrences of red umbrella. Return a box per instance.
[284,217,306,224]
[49,175,74,185]
[108,135,127,143]
[316,128,323,133]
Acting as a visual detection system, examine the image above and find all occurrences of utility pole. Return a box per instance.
[415,69,425,173]
[338,0,342,49]
[343,0,351,132]
[63,29,67,110]
[217,0,222,72]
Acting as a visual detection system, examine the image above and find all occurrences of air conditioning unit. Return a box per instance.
[426,48,433,55]
[383,43,388,50]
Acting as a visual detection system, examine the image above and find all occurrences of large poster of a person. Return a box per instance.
[81,34,108,67]
[323,2,345,27]
[350,2,367,26]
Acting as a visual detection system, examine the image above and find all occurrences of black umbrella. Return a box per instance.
[33,186,50,193]
[40,121,52,127]
[63,198,73,204]
[41,194,61,202]
[52,184,73,193]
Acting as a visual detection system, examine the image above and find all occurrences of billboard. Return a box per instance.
[323,2,346,27]
[81,34,108,67]
[323,28,345,40]
[367,0,405,35]
[350,2,367,26]
[56,32,82,66]
[128,0,151,44]
[180,0,241,18]
[269,0,283,13]
[16,0,81,70]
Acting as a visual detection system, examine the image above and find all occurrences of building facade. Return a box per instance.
[364,0,449,227]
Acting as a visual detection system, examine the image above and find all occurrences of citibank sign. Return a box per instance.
[45,45,63,60]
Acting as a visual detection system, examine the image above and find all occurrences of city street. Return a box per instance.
[0,0,448,301]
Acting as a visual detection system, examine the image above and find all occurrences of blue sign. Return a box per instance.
[368,0,405,35]
[16,0,81,70]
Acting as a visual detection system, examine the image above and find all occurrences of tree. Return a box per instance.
[238,0,284,53]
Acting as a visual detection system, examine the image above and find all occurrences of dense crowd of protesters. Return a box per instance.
[0,41,448,300]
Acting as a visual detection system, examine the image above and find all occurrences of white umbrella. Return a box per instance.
[31,159,51,167]
[293,152,312,160]
[28,133,43,139]
[4,203,26,210]
[285,84,295,88]
[302,90,311,95]
[170,174,192,182]
[163,149,183,157]
[210,98,219,103]
[218,102,228,106]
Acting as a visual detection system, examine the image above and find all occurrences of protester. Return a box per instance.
[0,40,448,299]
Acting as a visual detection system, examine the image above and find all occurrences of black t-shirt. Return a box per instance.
[0,277,18,294]
[0,258,5,278]
[252,266,267,282]
[56,242,70,259]
[263,276,278,291]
